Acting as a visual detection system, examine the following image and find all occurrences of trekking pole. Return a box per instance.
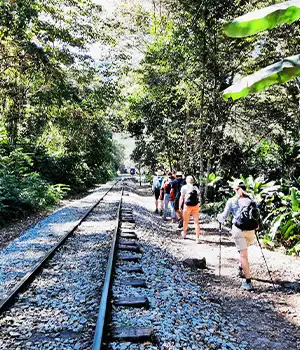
[219,222,222,280]
[254,230,276,291]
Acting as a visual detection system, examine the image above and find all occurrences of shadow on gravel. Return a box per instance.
[125,196,300,350]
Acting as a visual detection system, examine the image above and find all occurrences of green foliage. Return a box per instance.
[0,0,124,223]
[224,1,300,38]
[0,146,69,223]
[262,187,300,255]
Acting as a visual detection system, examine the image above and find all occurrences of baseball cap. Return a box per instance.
[232,180,246,189]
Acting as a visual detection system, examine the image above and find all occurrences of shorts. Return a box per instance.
[174,197,183,211]
[231,225,255,251]
[154,189,160,200]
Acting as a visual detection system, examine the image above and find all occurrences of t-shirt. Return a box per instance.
[171,178,186,195]
[181,184,200,206]
[181,184,200,196]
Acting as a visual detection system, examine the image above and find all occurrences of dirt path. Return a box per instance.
[134,184,300,350]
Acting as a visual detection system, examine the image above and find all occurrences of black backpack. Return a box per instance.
[235,199,260,230]
[185,186,199,206]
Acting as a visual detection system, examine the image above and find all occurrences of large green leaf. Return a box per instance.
[224,0,300,38]
[223,54,300,100]
[291,187,299,211]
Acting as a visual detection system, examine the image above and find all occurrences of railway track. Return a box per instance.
[0,179,156,349]
[93,187,155,349]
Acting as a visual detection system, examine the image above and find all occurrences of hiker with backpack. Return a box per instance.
[171,171,186,227]
[152,170,164,214]
[179,175,201,244]
[217,180,260,291]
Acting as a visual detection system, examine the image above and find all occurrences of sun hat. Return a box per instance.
[156,170,164,176]
[175,171,183,176]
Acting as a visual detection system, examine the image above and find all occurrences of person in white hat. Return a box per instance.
[217,180,256,291]
[152,170,165,214]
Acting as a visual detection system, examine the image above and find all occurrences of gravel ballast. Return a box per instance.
[0,186,121,349]
[0,182,116,301]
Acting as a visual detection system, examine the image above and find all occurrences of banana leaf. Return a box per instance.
[223,54,300,100]
[224,0,300,38]
[291,187,299,211]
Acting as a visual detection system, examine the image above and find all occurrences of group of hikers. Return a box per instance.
[152,170,258,291]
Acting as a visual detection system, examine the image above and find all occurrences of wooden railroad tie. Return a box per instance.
[120,233,138,240]
[121,228,136,234]
[121,279,147,288]
[122,224,136,229]
[119,240,137,246]
[122,219,135,224]
[119,255,141,262]
[113,296,149,308]
[110,327,154,343]
[118,245,141,253]
[120,265,143,273]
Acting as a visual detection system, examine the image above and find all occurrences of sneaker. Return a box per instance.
[159,210,163,216]
[182,232,187,239]
[241,281,254,291]
[196,237,201,244]
[238,267,245,278]
[154,209,158,214]
[178,220,183,228]
[162,216,167,221]
[172,218,177,223]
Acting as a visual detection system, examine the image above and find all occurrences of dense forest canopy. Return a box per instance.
[0,0,299,254]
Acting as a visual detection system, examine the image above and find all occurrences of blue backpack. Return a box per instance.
[153,176,164,190]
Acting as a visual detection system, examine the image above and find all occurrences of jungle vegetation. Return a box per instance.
[0,0,299,254]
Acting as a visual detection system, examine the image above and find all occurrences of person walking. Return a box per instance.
[171,171,186,227]
[169,175,176,223]
[152,170,164,214]
[179,175,201,244]
[217,180,256,291]
[162,174,174,220]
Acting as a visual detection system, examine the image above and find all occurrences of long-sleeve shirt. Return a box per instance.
[218,196,252,224]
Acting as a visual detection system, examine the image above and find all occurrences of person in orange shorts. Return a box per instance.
[179,175,201,243]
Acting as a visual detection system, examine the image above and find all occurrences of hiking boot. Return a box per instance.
[196,237,201,244]
[178,220,183,228]
[182,231,187,239]
[241,281,254,291]
[238,267,245,278]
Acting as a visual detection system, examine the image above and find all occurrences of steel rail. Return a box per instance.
[92,187,124,350]
[0,180,121,313]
